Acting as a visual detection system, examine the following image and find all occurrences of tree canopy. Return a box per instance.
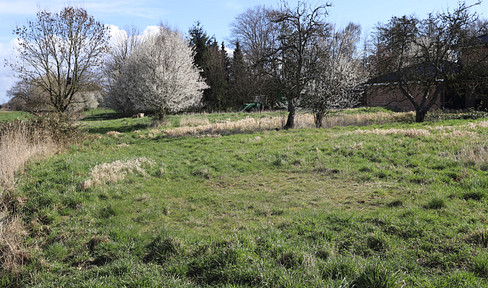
[9,7,110,113]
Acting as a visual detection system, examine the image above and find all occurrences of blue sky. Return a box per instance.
[1,0,487,104]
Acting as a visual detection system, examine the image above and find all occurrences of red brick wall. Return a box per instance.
[365,84,443,111]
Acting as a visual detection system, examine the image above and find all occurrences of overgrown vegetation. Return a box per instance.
[1,109,488,287]
[0,113,81,279]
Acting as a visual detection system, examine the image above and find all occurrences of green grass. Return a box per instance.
[8,109,488,287]
[0,110,32,121]
[79,109,289,134]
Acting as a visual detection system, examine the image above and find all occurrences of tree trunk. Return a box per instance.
[156,110,166,122]
[415,108,427,123]
[314,112,324,128]
[284,100,296,129]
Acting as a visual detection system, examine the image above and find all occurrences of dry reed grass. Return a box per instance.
[82,157,155,189]
[346,118,488,139]
[0,122,58,273]
[457,144,488,165]
[164,116,286,137]
[179,115,211,127]
[0,126,56,191]
[0,215,28,273]
[321,112,414,128]
[351,128,432,138]
[162,112,415,138]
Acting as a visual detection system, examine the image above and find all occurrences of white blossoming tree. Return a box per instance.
[302,23,367,128]
[113,26,207,120]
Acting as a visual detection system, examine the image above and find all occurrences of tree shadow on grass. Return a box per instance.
[84,123,150,134]
[81,112,125,122]
[81,112,152,134]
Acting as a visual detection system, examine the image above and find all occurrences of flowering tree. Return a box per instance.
[302,23,367,128]
[112,26,207,120]
[105,26,142,115]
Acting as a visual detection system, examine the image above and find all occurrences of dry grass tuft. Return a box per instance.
[106,131,121,137]
[179,115,211,127]
[467,120,488,129]
[458,144,488,165]
[82,157,155,189]
[0,215,29,273]
[351,128,431,138]
[321,112,414,128]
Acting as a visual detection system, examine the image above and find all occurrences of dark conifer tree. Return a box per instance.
[188,21,211,70]
[203,41,228,111]
[229,40,253,109]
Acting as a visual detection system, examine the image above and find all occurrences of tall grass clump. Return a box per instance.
[0,121,55,192]
[0,114,81,274]
[321,111,414,128]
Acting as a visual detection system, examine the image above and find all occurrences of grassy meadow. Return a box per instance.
[4,108,488,287]
[0,111,32,122]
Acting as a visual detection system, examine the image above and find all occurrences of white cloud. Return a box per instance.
[225,47,234,58]
[142,25,162,36]
[107,24,128,44]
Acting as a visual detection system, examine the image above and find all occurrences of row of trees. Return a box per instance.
[222,2,366,128]
[6,2,365,128]
[6,1,488,124]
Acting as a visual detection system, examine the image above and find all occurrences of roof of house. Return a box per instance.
[476,34,488,44]
[367,61,460,84]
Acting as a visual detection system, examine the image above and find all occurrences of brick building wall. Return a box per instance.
[364,84,443,112]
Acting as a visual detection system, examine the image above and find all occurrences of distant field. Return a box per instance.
[7,109,488,287]
[0,110,32,121]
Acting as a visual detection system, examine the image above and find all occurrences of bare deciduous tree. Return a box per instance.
[372,1,483,122]
[112,26,208,120]
[6,79,48,112]
[230,6,280,106]
[8,7,110,113]
[267,1,330,129]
